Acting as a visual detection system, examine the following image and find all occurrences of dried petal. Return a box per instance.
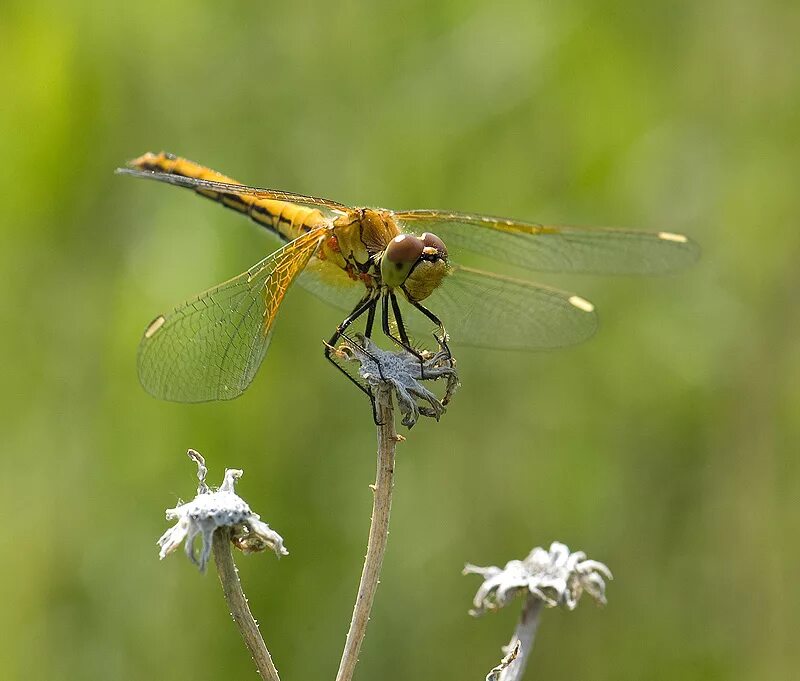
[231,517,289,557]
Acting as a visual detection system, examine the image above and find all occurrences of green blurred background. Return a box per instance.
[1,1,798,679]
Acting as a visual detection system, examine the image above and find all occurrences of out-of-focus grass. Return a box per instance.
[1,1,798,680]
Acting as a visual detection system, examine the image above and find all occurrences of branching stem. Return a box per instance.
[335,398,398,681]
[212,527,281,681]
[499,594,543,681]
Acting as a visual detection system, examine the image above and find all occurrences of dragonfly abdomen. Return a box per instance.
[129,152,328,242]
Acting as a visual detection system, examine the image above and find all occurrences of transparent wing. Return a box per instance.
[296,255,366,314]
[116,167,350,215]
[404,265,598,350]
[394,210,699,275]
[138,228,325,402]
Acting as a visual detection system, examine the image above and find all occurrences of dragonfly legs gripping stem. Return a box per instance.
[324,291,387,421]
[406,296,451,356]
[381,293,425,365]
[326,288,457,425]
[382,291,453,384]
[335,332,459,428]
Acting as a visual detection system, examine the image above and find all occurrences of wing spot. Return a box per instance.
[568,295,595,313]
[144,315,166,338]
[658,231,688,243]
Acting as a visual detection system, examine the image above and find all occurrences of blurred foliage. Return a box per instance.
[1,1,798,680]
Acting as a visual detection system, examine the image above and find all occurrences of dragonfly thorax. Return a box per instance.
[329,208,449,301]
[330,208,400,274]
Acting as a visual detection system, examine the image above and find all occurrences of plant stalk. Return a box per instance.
[335,399,398,681]
[499,594,543,681]
[212,527,281,681]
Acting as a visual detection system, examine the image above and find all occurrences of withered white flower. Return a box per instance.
[335,332,459,427]
[465,541,612,615]
[157,449,288,572]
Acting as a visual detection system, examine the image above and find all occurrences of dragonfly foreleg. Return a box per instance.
[407,297,452,362]
[381,292,426,361]
[325,292,379,353]
[324,293,386,421]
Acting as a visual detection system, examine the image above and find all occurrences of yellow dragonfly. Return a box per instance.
[117,152,698,404]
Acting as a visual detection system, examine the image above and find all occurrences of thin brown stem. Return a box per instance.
[335,398,398,681]
[499,594,543,681]
[212,527,281,681]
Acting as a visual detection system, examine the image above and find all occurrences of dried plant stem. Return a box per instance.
[499,594,543,681]
[335,399,398,681]
[212,527,281,681]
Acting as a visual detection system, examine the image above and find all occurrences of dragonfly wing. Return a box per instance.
[394,210,699,275]
[116,167,350,215]
[403,265,598,350]
[138,228,325,402]
[297,256,365,314]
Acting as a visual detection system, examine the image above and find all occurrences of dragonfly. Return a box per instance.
[117,152,698,406]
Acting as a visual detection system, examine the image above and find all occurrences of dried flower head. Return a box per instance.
[465,541,612,615]
[335,332,459,427]
[157,449,288,572]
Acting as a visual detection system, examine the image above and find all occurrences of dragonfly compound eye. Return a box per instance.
[421,232,448,259]
[381,234,425,287]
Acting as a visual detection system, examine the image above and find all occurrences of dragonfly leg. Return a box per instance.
[406,297,457,407]
[381,292,425,361]
[390,291,413,348]
[357,295,385,417]
[383,291,434,379]
[324,293,386,423]
[407,297,452,361]
[326,290,382,348]
[364,294,377,339]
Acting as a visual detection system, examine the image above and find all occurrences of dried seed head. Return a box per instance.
[465,541,612,615]
[157,449,288,572]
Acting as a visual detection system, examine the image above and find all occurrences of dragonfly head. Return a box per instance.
[381,232,449,301]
